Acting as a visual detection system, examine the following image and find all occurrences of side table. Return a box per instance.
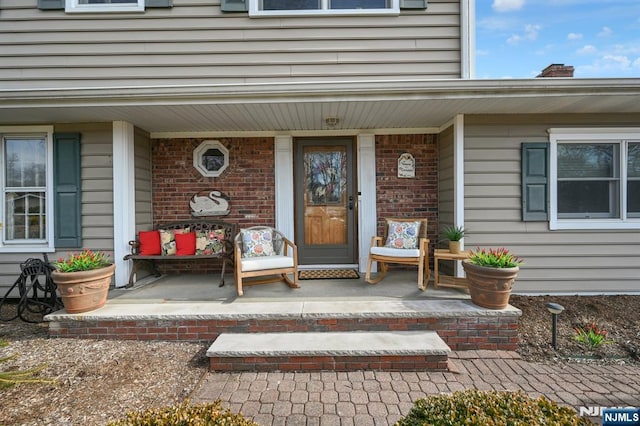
[434,249,470,289]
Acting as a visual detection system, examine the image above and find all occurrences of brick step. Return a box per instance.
[206,330,451,372]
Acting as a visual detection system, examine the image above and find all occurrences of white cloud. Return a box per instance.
[575,54,640,77]
[567,33,583,41]
[577,45,598,55]
[598,26,613,37]
[492,0,525,13]
[507,24,541,45]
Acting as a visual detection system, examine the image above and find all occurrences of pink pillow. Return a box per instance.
[138,230,161,255]
[175,232,196,256]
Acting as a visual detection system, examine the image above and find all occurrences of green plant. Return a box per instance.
[108,400,259,426]
[574,321,614,349]
[468,247,523,268]
[1,343,56,390]
[54,249,111,273]
[396,389,593,426]
[442,225,466,241]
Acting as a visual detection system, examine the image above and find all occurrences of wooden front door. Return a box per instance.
[295,138,357,265]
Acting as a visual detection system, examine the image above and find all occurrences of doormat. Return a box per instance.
[298,269,360,280]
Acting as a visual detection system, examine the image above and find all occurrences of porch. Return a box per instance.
[45,270,521,365]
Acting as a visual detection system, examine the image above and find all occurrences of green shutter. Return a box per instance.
[54,133,82,248]
[221,0,248,12]
[521,142,549,221]
[400,0,427,9]
[146,0,172,8]
[38,0,64,9]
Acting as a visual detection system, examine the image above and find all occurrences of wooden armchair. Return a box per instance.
[365,218,430,290]
[234,226,300,297]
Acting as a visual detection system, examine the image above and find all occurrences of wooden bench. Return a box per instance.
[123,220,236,288]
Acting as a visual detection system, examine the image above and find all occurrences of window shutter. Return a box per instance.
[400,0,427,9]
[221,0,248,12]
[521,142,549,221]
[38,0,64,9]
[54,133,82,248]
[146,0,173,8]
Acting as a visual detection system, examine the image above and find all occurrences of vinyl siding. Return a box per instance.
[134,128,153,230]
[438,124,454,246]
[464,113,640,294]
[0,0,462,89]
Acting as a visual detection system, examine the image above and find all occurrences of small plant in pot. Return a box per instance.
[441,225,465,254]
[462,247,522,310]
[51,249,115,314]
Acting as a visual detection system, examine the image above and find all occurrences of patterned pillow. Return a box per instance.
[241,228,275,258]
[384,220,421,249]
[159,228,190,256]
[196,229,226,255]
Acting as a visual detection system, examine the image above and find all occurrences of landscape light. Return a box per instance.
[545,302,565,350]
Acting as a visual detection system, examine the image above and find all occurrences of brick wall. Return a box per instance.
[151,137,275,273]
[375,134,439,258]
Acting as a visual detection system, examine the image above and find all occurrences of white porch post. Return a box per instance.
[112,121,136,288]
[357,134,377,273]
[275,135,295,241]
[453,114,465,276]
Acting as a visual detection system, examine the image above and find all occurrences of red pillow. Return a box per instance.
[175,231,196,256]
[138,230,161,255]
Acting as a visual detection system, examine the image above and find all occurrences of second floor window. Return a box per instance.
[66,0,144,13]
[252,0,398,16]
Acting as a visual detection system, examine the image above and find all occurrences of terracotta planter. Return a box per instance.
[462,260,519,310]
[51,264,115,314]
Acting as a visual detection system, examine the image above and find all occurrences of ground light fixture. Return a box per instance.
[545,302,565,350]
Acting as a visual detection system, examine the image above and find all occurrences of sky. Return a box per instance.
[475,0,640,79]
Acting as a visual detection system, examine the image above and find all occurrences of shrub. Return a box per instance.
[395,389,593,426]
[107,400,259,426]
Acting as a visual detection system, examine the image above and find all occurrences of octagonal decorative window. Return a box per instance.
[193,140,229,178]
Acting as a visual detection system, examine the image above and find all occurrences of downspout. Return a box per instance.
[460,0,476,79]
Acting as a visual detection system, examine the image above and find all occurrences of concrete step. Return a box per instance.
[207,330,451,372]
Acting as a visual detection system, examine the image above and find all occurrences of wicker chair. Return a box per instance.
[365,218,430,290]
[234,226,299,297]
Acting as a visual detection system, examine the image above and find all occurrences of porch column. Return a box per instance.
[112,121,136,288]
[453,114,465,277]
[357,134,377,273]
[274,135,294,240]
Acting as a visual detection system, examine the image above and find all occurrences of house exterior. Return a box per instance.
[1,0,639,295]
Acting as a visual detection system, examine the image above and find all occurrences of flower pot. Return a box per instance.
[449,241,461,254]
[462,260,519,310]
[51,264,115,314]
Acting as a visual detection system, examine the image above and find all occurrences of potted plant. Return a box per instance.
[442,225,465,254]
[462,247,522,310]
[51,249,115,314]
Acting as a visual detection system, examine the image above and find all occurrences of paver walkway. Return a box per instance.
[190,350,640,426]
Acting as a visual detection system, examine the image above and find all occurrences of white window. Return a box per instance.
[0,126,54,252]
[66,0,144,13]
[549,128,640,230]
[250,0,399,17]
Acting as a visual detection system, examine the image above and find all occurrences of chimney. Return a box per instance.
[537,64,574,78]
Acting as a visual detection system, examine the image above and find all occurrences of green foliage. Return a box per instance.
[54,249,111,272]
[396,389,593,426]
[468,247,523,268]
[574,321,614,349]
[108,400,260,426]
[442,225,466,242]
[1,352,56,390]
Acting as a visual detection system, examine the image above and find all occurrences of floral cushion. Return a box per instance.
[159,228,190,256]
[384,220,421,249]
[241,228,275,258]
[196,229,226,255]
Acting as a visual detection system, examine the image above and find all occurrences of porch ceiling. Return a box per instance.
[2,78,640,133]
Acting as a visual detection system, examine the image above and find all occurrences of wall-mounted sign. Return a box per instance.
[190,190,230,216]
[398,153,415,178]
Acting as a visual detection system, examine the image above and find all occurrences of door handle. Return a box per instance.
[348,195,354,210]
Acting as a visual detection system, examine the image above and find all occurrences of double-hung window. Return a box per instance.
[250,0,399,16]
[0,127,54,251]
[549,128,640,229]
[66,0,144,13]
